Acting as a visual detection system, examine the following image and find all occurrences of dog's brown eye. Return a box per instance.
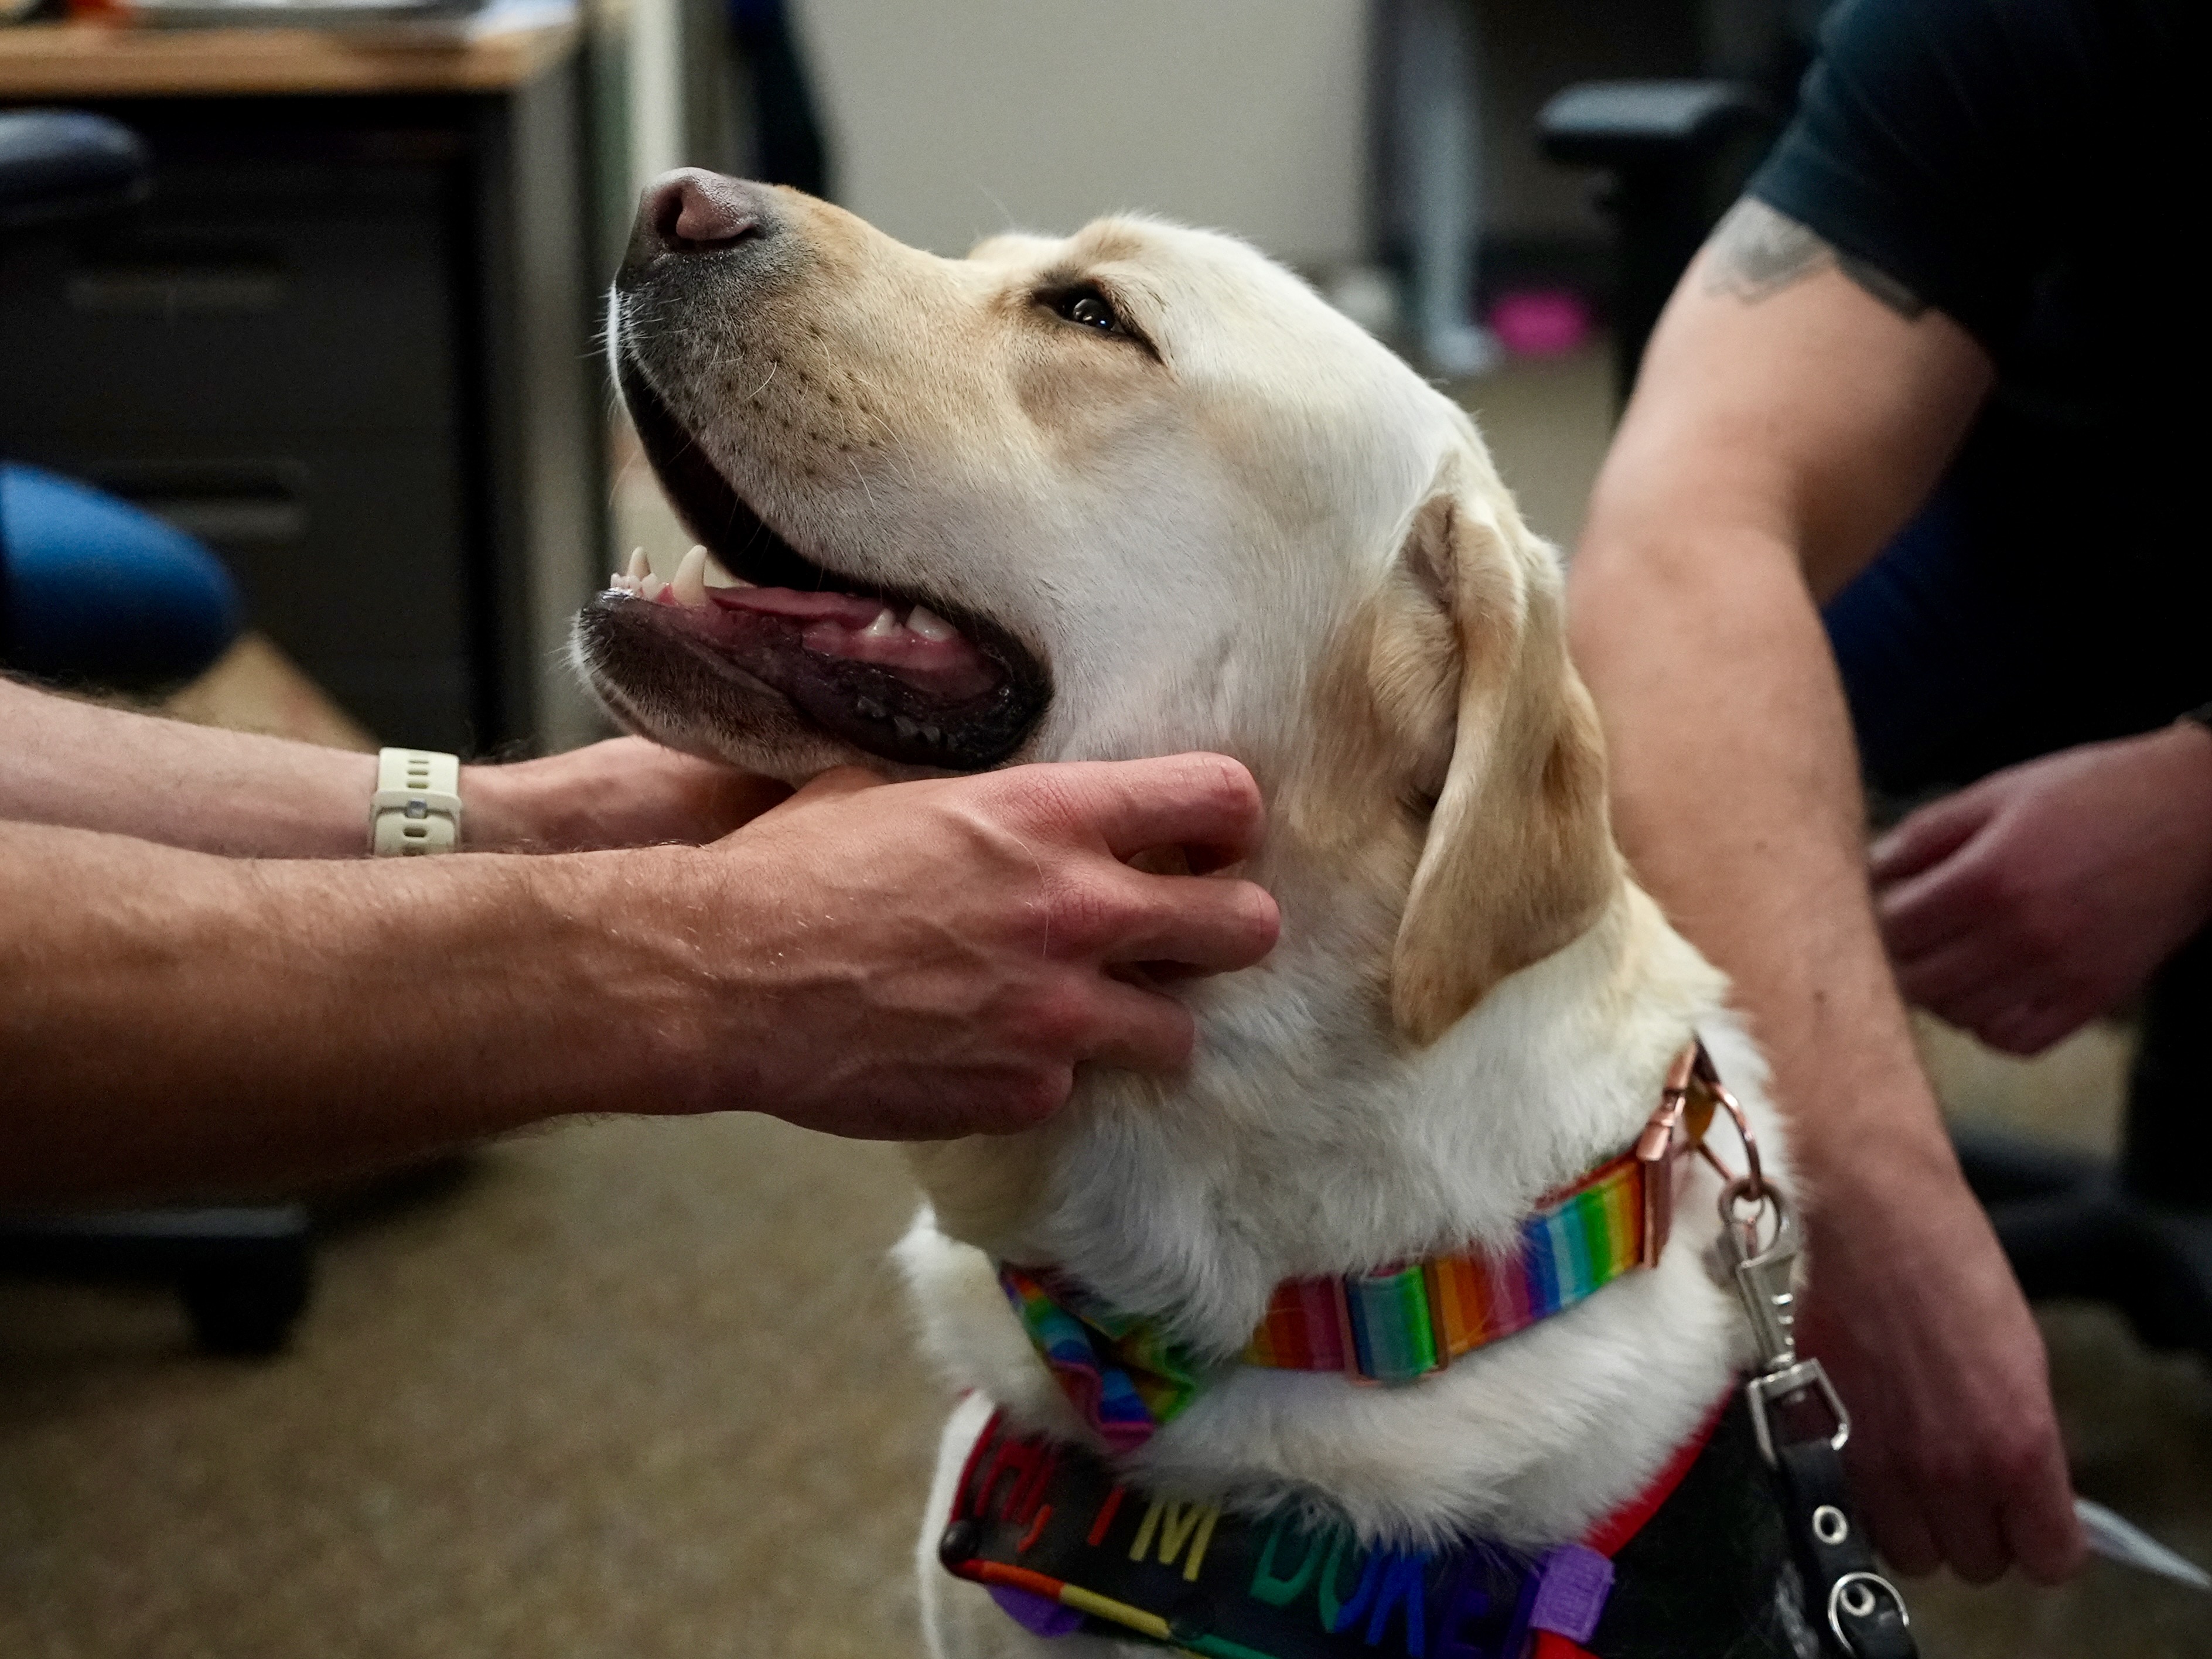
[1054,288,1120,332]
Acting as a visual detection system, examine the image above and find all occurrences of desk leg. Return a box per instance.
[472,59,611,756]
[1394,0,1500,377]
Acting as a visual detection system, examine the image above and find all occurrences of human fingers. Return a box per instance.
[1998,1435,2089,1585]
[1013,754,1267,866]
[1903,937,2092,1054]
[1078,976,1200,1076]
[1875,843,1996,960]
[1848,1457,1941,1578]
[1904,1374,2080,1585]
[1889,934,2010,1022]
[1833,1336,2031,1585]
[1869,788,1990,888]
[1862,1236,2076,1586]
[1973,999,2083,1059]
[1100,871,1281,975]
[1912,1473,2013,1585]
[1948,986,2038,1053]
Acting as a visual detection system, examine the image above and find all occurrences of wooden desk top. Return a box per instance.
[0,14,577,97]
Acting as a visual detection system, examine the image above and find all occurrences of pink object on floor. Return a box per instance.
[1489,289,1593,358]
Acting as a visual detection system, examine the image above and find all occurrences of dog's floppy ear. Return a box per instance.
[1385,471,1616,1044]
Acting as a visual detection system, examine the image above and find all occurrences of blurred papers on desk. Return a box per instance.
[66,0,574,33]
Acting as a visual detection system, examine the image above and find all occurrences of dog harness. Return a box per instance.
[999,1042,1731,1453]
[938,1389,1817,1659]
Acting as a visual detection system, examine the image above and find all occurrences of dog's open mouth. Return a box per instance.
[586,351,1049,770]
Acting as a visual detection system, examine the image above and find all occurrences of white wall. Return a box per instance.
[793,0,1371,265]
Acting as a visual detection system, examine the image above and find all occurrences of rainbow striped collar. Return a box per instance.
[1000,1040,1729,1452]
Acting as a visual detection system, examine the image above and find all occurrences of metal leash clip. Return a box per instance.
[1699,1060,1914,1655]
[1714,1175,1851,1467]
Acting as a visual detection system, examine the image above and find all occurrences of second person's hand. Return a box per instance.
[1870,722,2212,1054]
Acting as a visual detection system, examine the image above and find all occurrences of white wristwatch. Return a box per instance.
[368,747,463,856]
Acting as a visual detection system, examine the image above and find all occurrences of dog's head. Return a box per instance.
[584,172,1613,1036]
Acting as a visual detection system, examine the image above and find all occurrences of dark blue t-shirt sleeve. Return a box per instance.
[1746,0,2167,352]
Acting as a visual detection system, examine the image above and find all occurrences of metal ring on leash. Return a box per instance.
[1826,1569,1910,1653]
[1718,1171,1786,1261]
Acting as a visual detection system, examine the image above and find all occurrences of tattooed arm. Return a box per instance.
[1606,197,1984,592]
[1701,197,1930,321]
[1569,203,2085,1586]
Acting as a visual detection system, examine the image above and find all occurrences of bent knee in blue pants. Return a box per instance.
[0,462,243,691]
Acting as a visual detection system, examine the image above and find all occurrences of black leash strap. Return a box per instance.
[1772,1435,1915,1658]
[1716,1175,1919,1659]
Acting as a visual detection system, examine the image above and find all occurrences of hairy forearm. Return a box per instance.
[1571,223,1992,1179]
[1,676,379,857]
[0,820,697,1200]
[1570,203,2083,1582]
[0,677,774,858]
[1567,517,1949,1182]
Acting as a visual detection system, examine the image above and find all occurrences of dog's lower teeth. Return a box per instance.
[856,697,887,720]
[907,605,956,643]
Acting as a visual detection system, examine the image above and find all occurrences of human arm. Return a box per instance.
[0,753,1277,1203]
[1568,201,2085,1582]
[1872,719,2212,1055]
[0,674,785,856]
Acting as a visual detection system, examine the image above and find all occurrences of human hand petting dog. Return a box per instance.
[636,754,1279,1139]
[1871,721,2212,1054]
[2,668,1276,1194]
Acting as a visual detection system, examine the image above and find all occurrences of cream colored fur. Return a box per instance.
[593,190,1788,1659]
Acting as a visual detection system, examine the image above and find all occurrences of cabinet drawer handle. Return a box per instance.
[67,264,289,315]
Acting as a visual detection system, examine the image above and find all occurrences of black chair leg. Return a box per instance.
[0,1205,313,1357]
[1955,927,2212,1363]
[2119,924,2212,1201]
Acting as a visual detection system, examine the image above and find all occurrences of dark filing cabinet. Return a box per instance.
[0,29,608,753]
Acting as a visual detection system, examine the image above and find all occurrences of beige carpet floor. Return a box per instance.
[1,1118,943,1659]
[6,348,2206,1657]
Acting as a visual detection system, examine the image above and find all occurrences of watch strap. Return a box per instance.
[370,747,463,856]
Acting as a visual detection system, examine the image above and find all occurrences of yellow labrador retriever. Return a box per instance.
[582,172,1824,1659]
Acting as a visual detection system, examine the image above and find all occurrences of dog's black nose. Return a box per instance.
[636,169,769,255]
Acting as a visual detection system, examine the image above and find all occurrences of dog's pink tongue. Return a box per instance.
[708,585,995,699]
